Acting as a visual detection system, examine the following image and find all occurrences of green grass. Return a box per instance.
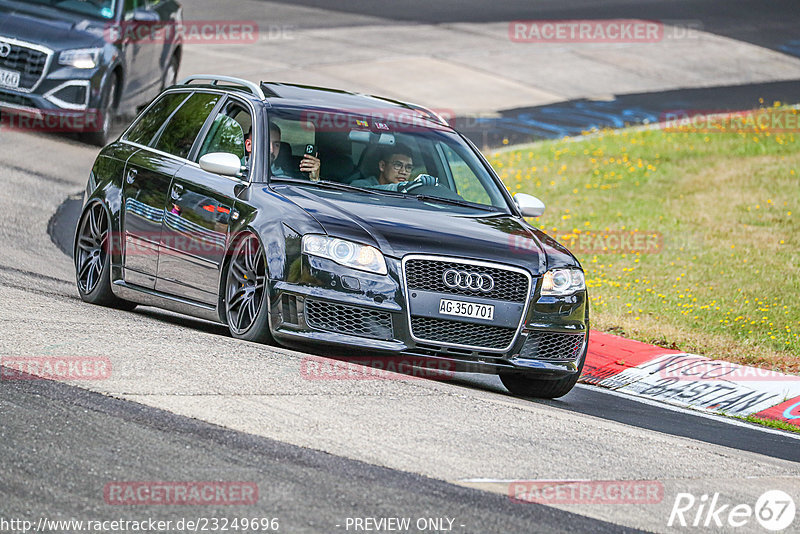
[487,106,800,372]
[736,415,800,434]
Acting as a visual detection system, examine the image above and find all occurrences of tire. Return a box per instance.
[82,74,118,147]
[224,233,274,344]
[499,338,588,399]
[161,54,179,91]
[74,202,136,310]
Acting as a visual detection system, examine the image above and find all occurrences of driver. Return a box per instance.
[350,144,437,191]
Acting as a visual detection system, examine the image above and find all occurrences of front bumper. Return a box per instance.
[0,35,108,132]
[269,254,588,377]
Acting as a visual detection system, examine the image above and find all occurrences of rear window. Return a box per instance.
[153,93,221,159]
[125,92,189,146]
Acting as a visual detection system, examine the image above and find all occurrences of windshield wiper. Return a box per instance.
[314,180,381,193]
[412,194,501,212]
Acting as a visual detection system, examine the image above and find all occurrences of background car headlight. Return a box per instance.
[59,48,101,69]
[541,269,585,296]
[302,235,387,275]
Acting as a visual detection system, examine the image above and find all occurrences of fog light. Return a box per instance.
[44,81,90,110]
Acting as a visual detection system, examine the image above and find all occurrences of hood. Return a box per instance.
[274,185,580,275]
[0,2,107,49]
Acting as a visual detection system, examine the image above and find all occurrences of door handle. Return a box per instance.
[170,183,183,200]
[126,168,137,184]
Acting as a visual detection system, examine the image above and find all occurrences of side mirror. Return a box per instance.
[199,152,243,177]
[132,9,158,22]
[514,193,546,217]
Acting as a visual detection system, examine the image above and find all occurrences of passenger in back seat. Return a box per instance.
[266,122,321,180]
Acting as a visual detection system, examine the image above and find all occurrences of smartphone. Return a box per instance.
[303,144,318,180]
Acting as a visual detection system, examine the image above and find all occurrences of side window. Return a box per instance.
[441,143,491,205]
[196,99,252,165]
[125,92,188,146]
[268,118,317,179]
[153,92,221,159]
[272,119,315,156]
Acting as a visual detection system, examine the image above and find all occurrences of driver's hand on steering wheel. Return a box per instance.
[399,174,438,191]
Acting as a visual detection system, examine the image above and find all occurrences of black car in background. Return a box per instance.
[0,0,182,145]
[75,76,589,398]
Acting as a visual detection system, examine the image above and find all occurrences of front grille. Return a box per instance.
[405,259,528,302]
[410,316,516,350]
[0,38,50,91]
[305,299,393,340]
[519,331,585,361]
[0,90,36,108]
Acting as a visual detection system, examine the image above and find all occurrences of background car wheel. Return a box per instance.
[499,340,588,399]
[224,233,274,344]
[162,54,179,91]
[82,74,118,147]
[74,202,136,310]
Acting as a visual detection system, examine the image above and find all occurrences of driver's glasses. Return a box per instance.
[390,160,414,172]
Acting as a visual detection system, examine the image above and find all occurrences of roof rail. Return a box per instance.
[178,74,265,100]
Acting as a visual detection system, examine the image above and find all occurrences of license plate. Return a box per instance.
[438,299,494,321]
[0,68,20,89]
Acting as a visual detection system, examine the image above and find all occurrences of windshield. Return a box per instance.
[24,0,117,19]
[266,108,511,211]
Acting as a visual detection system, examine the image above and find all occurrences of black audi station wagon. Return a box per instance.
[75,75,589,398]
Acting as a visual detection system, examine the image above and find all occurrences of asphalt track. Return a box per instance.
[2,374,632,534]
[2,1,800,533]
[266,0,800,51]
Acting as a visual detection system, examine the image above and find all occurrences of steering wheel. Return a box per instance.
[400,174,438,192]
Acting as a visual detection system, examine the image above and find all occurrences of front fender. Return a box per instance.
[216,184,325,323]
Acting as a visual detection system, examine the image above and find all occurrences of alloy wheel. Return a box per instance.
[226,234,267,335]
[75,203,108,294]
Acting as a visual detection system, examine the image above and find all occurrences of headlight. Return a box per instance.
[541,269,585,296]
[302,235,387,275]
[59,48,101,69]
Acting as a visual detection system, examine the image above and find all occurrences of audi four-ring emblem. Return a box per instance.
[442,269,494,292]
[0,42,11,58]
